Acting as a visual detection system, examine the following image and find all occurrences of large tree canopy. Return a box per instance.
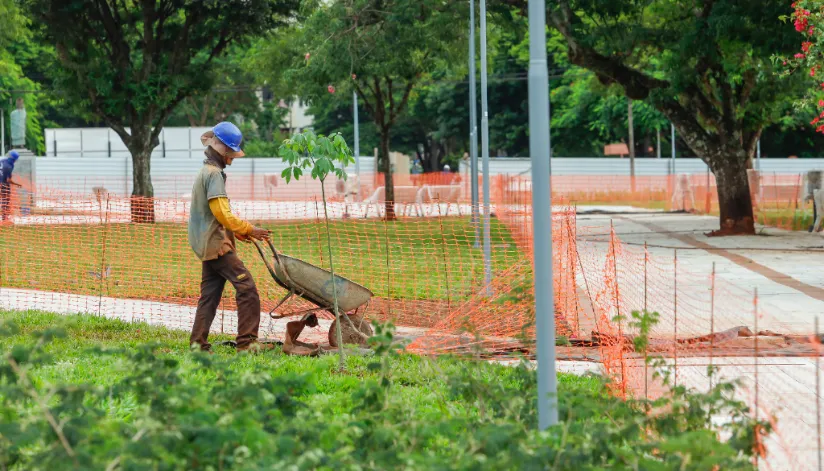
[0,0,45,154]
[27,0,297,221]
[272,0,465,219]
[499,0,805,234]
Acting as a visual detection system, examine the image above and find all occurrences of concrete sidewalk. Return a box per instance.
[574,210,824,471]
[575,211,824,336]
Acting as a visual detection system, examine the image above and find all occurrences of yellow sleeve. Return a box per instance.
[209,197,253,236]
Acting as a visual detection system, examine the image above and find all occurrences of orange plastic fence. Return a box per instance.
[1,170,821,470]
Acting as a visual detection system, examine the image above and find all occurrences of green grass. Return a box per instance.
[1,310,765,470]
[0,217,523,303]
[0,309,598,416]
[755,208,815,231]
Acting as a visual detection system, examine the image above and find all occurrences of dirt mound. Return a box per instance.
[329,314,373,347]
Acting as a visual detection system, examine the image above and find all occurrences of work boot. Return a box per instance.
[236,341,277,353]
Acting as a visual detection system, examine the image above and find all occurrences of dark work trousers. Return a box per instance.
[190,251,261,350]
[0,183,10,221]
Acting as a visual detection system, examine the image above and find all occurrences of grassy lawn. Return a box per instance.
[0,217,523,303]
[0,309,595,412]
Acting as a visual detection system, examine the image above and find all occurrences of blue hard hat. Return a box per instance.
[213,122,243,152]
[8,151,19,162]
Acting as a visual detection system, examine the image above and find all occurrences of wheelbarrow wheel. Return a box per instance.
[329,313,373,347]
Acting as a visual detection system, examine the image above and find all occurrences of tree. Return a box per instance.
[780,1,824,133]
[551,69,672,157]
[164,45,263,128]
[28,0,297,222]
[0,1,46,155]
[277,0,465,220]
[279,129,354,369]
[500,0,803,234]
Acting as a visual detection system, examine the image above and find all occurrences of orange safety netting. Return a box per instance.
[1,169,822,470]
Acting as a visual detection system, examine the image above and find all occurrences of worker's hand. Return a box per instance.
[235,233,251,243]
[249,227,271,241]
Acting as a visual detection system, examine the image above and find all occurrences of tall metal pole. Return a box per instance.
[656,127,661,159]
[469,0,480,248]
[756,138,761,171]
[628,100,635,191]
[670,123,676,174]
[353,91,361,198]
[480,0,492,290]
[528,0,558,429]
[1,109,4,157]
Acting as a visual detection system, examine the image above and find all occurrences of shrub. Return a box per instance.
[0,315,767,470]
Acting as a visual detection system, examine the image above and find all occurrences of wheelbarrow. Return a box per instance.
[252,239,375,355]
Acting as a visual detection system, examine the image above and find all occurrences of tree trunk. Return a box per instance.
[378,129,396,220]
[710,155,755,235]
[128,135,156,224]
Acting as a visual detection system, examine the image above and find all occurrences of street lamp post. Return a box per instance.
[527,0,558,429]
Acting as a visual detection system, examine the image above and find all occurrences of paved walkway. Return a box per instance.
[575,211,824,336]
[575,210,824,471]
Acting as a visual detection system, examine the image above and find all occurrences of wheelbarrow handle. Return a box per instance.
[252,240,279,282]
[265,238,282,264]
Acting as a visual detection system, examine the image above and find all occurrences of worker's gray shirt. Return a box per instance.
[188,160,234,261]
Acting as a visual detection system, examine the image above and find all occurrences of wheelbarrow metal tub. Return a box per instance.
[253,239,374,318]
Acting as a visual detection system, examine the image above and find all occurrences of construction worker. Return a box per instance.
[0,151,22,222]
[188,122,272,353]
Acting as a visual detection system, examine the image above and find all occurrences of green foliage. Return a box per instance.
[272,0,466,197]
[0,311,767,470]
[0,1,45,154]
[540,0,804,153]
[776,1,824,134]
[279,128,354,368]
[279,129,354,183]
[23,0,297,197]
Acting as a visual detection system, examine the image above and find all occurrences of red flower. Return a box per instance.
[327,85,336,93]
[818,100,824,107]
[304,53,310,60]
[795,9,811,32]
[812,67,817,77]
[796,53,806,58]
[812,117,820,125]
[803,42,813,52]
[784,61,788,66]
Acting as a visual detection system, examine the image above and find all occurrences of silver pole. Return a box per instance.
[670,123,676,174]
[353,91,361,199]
[528,0,558,429]
[628,100,635,186]
[480,0,492,290]
[469,0,480,248]
[756,138,761,171]
[1,109,4,156]
[656,127,661,159]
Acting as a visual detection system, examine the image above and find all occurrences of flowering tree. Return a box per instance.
[781,2,824,132]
